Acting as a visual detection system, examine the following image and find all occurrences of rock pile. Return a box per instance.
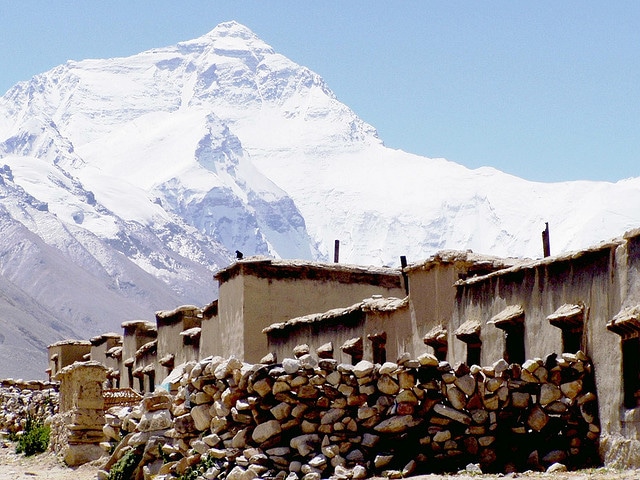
[102,351,601,479]
[0,380,58,435]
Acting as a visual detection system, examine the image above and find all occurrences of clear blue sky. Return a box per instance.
[1,1,639,183]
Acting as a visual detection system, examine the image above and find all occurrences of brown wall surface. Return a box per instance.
[452,239,640,466]
[241,274,404,363]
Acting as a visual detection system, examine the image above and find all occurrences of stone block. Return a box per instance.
[374,415,422,433]
[252,419,282,444]
[138,409,172,432]
[191,404,212,431]
[63,443,106,467]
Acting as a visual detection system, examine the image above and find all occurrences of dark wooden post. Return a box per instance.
[542,222,551,258]
[400,255,409,295]
[334,240,340,263]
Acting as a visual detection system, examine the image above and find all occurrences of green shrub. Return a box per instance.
[108,448,143,480]
[177,454,221,480]
[15,415,50,456]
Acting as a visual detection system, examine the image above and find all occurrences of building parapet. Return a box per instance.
[215,256,403,288]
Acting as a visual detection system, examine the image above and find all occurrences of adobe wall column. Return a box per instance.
[52,360,108,466]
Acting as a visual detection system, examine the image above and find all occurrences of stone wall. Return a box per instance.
[0,380,58,435]
[101,351,600,479]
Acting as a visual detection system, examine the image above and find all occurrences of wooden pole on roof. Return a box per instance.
[542,222,551,257]
[334,240,340,263]
[400,255,409,295]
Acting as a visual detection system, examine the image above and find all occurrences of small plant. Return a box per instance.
[107,447,143,480]
[15,415,50,456]
[177,453,221,480]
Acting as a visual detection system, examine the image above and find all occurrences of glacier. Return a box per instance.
[0,20,639,378]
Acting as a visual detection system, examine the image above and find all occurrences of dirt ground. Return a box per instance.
[0,439,638,480]
[0,440,100,480]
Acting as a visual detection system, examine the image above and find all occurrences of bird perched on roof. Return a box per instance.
[235,250,243,260]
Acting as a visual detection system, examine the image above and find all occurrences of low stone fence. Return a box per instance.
[0,379,58,435]
[101,350,600,479]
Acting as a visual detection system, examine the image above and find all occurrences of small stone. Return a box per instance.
[546,462,568,473]
[454,374,476,396]
[446,385,467,410]
[361,432,379,447]
[433,430,451,442]
[433,404,472,424]
[511,392,530,408]
[418,353,439,367]
[227,466,257,480]
[379,362,399,374]
[352,465,367,479]
[402,460,417,477]
[465,463,483,474]
[377,375,400,395]
[561,379,583,399]
[527,405,549,432]
[374,454,394,469]
[374,415,422,433]
[271,402,292,420]
[252,420,282,444]
[252,378,272,397]
[283,358,301,374]
[353,360,375,378]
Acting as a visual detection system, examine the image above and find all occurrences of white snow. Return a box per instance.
[2,20,640,272]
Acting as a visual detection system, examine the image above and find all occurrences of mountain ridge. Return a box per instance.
[1,21,639,378]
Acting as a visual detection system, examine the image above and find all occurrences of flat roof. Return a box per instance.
[156,305,202,326]
[456,237,624,287]
[404,250,523,274]
[263,296,408,334]
[121,320,157,333]
[214,256,403,289]
[89,332,122,346]
[48,339,91,348]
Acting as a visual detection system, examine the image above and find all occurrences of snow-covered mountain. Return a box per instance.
[1,21,639,378]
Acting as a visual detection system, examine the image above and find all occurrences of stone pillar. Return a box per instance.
[52,360,108,466]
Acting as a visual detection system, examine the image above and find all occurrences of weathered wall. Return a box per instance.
[89,334,121,385]
[406,261,466,357]
[119,321,156,389]
[156,306,202,384]
[265,297,413,365]
[267,308,367,364]
[452,241,639,467]
[202,274,245,360]
[198,301,218,362]
[210,262,405,364]
[242,275,404,363]
[47,341,92,378]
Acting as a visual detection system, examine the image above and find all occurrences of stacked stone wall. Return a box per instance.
[0,380,58,435]
[103,351,601,479]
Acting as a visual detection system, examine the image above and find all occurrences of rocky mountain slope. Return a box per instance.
[1,21,639,378]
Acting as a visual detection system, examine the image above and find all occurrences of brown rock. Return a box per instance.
[252,420,282,444]
[527,405,549,432]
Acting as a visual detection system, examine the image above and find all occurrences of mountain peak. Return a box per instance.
[209,21,257,39]
[179,21,273,56]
